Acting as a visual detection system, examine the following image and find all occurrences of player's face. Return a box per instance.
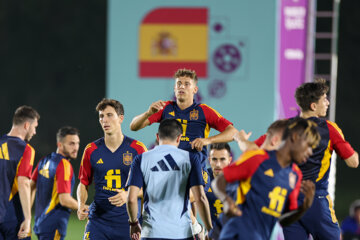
[99,106,123,135]
[60,134,80,159]
[174,77,198,103]
[314,94,329,117]
[25,119,38,142]
[291,134,313,165]
[209,149,232,177]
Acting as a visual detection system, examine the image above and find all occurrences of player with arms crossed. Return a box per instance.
[0,105,39,239]
[127,119,212,240]
[77,99,147,240]
[30,126,80,240]
[212,118,319,240]
[282,80,359,240]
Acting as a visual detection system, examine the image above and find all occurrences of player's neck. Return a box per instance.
[276,146,292,168]
[7,126,25,141]
[159,139,178,147]
[104,131,124,152]
[176,99,194,110]
[300,111,319,119]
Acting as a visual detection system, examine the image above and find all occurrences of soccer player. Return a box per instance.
[130,68,237,235]
[212,118,320,240]
[130,68,237,173]
[282,80,359,240]
[126,119,213,240]
[0,105,39,239]
[205,143,232,239]
[30,126,80,240]
[77,99,147,240]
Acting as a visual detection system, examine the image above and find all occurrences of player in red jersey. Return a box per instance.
[0,106,39,239]
[212,118,320,240]
[282,79,359,240]
[31,126,80,240]
[130,68,237,156]
[130,68,237,236]
[77,99,147,240]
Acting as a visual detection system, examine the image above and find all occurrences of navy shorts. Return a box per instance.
[283,193,340,240]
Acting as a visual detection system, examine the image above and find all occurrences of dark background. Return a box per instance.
[0,0,358,222]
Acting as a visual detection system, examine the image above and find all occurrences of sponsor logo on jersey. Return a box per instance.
[96,158,104,164]
[169,111,175,116]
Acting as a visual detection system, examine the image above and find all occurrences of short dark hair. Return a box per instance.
[267,119,290,137]
[158,119,182,141]
[174,68,198,83]
[13,105,40,125]
[209,143,231,155]
[295,79,329,111]
[282,117,320,149]
[96,98,124,116]
[56,126,80,143]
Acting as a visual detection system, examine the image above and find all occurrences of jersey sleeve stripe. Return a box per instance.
[326,120,345,139]
[62,159,71,181]
[27,144,35,166]
[235,149,267,166]
[200,104,223,118]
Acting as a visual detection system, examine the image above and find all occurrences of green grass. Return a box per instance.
[31,212,87,240]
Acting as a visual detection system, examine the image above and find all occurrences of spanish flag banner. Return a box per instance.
[138,7,208,78]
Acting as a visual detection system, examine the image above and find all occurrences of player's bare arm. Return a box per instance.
[17,176,32,239]
[130,100,166,131]
[279,180,315,227]
[59,193,79,210]
[109,189,128,207]
[233,129,259,152]
[344,151,359,168]
[190,185,213,232]
[127,185,141,240]
[30,179,37,208]
[211,173,242,217]
[76,183,89,220]
[191,125,237,151]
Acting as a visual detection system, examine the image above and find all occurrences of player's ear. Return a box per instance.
[193,85,198,94]
[310,102,317,111]
[176,134,182,144]
[156,133,160,144]
[23,121,30,131]
[56,141,62,149]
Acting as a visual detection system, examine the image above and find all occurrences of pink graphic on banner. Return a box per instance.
[278,0,308,118]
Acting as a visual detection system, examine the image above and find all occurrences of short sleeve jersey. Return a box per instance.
[148,101,233,164]
[127,145,203,239]
[31,152,75,236]
[221,150,302,239]
[0,135,35,223]
[254,117,354,192]
[79,136,147,226]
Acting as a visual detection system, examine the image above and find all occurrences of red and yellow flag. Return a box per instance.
[139,8,208,78]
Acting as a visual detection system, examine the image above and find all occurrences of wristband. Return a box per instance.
[128,219,139,226]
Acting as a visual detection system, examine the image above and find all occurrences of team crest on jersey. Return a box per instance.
[123,151,133,166]
[289,172,296,189]
[189,109,199,120]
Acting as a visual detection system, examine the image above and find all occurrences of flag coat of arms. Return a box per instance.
[139,8,208,78]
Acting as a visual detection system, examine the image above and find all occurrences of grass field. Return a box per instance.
[31,212,86,240]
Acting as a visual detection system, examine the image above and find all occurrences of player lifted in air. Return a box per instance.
[31,126,80,240]
[212,118,320,240]
[0,105,39,239]
[77,99,147,240]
